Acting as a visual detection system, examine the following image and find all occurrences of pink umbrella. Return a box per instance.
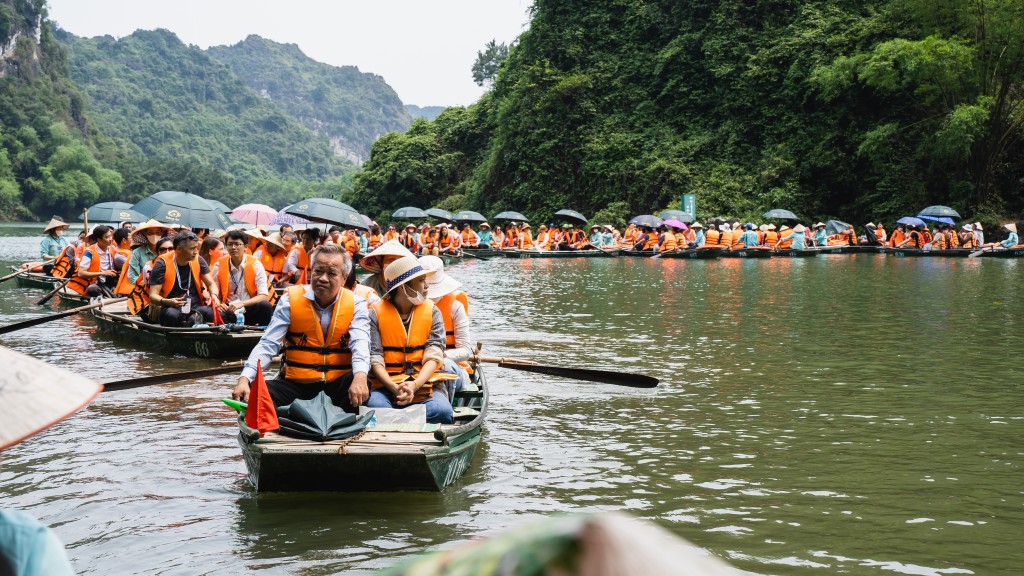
[662,219,688,230]
[232,203,278,226]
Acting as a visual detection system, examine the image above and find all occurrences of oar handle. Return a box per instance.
[476,355,537,366]
[1,269,26,283]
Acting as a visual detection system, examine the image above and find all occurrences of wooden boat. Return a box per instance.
[772,248,819,258]
[505,249,615,259]
[837,245,883,254]
[657,249,721,259]
[91,303,263,358]
[11,269,62,290]
[440,253,464,266]
[618,249,657,258]
[237,365,488,492]
[461,248,506,258]
[923,248,974,258]
[977,246,1024,258]
[720,247,773,258]
[880,247,927,257]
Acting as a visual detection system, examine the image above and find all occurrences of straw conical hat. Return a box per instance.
[43,218,70,234]
[767,224,777,230]
[1,345,102,450]
[130,219,172,245]
[793,224,807,233]
[262,232,286,250]
[361,240,414,273]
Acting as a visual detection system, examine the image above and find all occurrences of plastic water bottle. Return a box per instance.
[235,308,245,326]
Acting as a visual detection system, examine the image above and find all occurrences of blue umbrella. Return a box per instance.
[629,214,663,228]
[897,216,927,228]
[919,215,955,226]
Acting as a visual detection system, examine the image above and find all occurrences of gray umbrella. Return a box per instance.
[285,198,368,230]
[392,206,428,219]
[917,205,961,219]
[825,219,852,235]
[453,210,487,223]
[276,391,375,441]
[132,191,233,230]
[78,201,146,223]
[493,211,529,223]
[425,208,455,222]
[658,210,694,223]
[763,209,798,220]
[629,214,663,228]
[554,209,588,225]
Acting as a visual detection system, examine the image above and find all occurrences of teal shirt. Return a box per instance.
[1001,232,1019,248]
[814,229,827,246]
[478,231,493,246]
[589,232,607,247]
[127,245,156,283]
[40,235,68,259]
[694,230,706,247]
[786,231,807,250]
[739,230,759,247]
[0,509,75,575]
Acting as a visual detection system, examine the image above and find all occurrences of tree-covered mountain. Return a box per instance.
[0,0,123,219]
[207,35,411,165]
[352,0,1024,227]
[406,105,447,121]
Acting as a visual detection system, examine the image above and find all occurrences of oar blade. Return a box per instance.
[102,365,242,392]
[497,361,658,388]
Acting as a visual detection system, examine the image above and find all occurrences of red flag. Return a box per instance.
[245,360,279,436]
[212,306,224,326]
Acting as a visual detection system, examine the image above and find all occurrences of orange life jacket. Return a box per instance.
[369,233,384,249]
[502,231,517,248]
[68,244,118,295]
[127,259,154,316]
[889,228,906,247]
[960,232,976,249]
[216,254,258,303]
[74,242,87,263]
[50,247,74,278]
[257,248,287,283]
[685,229,696,244]
[461,229,478,247]
[283,285,355,383]
[705,230,722,246]
[437,290,473,373]
[659,233,677,251]
[158,252,204,300]
[353,284,378,301]
[764,231,779,245]
[113,248,136,295]
[778,232,794,249]
[519,230,534,249]
[535,231,550,249]
[294,246,311,284]
[948,231,960,248]
[372,298,453,402]
[932,233,948,250]
[906,231,925,249]
[385,230,398,242]
[343,236,360,257]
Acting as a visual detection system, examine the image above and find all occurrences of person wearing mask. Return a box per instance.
[212,230,274,326]
[253,232,289,287]
[147,231,219,327]
[812,223,828,247]
[365,256,458,424]
[67,225,119,298]
[39,218,70,275]
[232,244,370,410]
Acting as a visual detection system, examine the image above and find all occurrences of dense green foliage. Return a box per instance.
[354,0,1024,226]
[207,35,411,164]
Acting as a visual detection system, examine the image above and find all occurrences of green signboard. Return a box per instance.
[681,194,696,218]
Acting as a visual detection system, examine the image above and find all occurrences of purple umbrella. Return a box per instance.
[662,219,688,230]
[272,205,309,225]
[362,214,374,228]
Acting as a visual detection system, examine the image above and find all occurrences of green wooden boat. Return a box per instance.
[881,247,926,257]
[772,248,820,258]
[462,248,506,258]
[977,246,1024,258]
[618,249,657,258]
[922,248,974,258]
[505,249,615,259]
[91,306,264,358]
[440,253,464,266]
[720,247,773,258]
[837,245,883,254]
[657,249,721,259]
[237,365,489,492]
[10,268,59,290]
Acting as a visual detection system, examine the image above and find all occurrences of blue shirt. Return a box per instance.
[694,229,706,247]
[1001,232,1019,248]
[785,231,807,250]
[39,235,68,259]
[477,231,493,246]
[739,230,759,247]
[589,232,606,247]
[0,509,75,576]
[241,286,370,381]
[814,229,827,246]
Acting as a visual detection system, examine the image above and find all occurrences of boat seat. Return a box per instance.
[452,407,479,420]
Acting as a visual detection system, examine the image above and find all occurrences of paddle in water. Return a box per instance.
[0,269,26,284]
[475,355,658,388]
[101,357,281,392]
[35,278,71,306]
[0,297,127,336]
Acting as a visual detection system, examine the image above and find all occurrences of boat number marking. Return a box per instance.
[443,452,470,487]
[194,342,210,357]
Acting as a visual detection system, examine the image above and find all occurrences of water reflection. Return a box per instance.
[1,225,1022,575]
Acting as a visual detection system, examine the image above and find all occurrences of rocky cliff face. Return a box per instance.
[0,0,44,78]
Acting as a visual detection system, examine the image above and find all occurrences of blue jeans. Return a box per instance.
[366,387,453,424]
[443,358,468,395]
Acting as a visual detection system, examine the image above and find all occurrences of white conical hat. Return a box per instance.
[1,345,102,450]
[1005,223,1017,233]
[793,224,807,233]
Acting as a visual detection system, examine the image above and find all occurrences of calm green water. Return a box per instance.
[1,223,1021,575]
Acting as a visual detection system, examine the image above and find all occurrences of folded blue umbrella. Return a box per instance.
[897,216,927,227]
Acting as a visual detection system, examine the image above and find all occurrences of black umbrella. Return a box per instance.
[493,211,529,223]
[554,209,588,225]
[658,210,694,223]
[132,191,233,230]
[763,209,798,220]
[78,201,146,223]
[392,206,428,219]
[275,392,375,441]
[629,214,663,228]
[825,219,852,235]
[207,199,240,225]
[918,205,961,219]
[286,198,368,230]
[453,210,487,224]
[425,208,455,222]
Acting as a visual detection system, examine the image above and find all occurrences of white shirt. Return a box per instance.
[211,257,269,302]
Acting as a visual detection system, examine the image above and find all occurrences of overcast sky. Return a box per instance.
[46,0,532,107]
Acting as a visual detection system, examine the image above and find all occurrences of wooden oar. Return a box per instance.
[476,355,658,388]
[462,251,491,261]
[35,278,71,306]
[0,269,26,283]
[968,246,996,258]
[0,297,127,336]
[101,356,281,392]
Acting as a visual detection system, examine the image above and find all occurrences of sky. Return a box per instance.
[45,0,533,107]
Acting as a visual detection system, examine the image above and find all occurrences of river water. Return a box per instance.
[0,223,1021,575]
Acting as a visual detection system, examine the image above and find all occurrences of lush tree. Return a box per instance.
[472,40,510,87]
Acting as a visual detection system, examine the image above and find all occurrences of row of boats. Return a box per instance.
[465,244,1024,259]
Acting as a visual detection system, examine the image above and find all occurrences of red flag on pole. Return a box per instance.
[245,360,278,436]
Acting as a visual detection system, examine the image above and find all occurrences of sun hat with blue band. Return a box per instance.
[382,255,434,298]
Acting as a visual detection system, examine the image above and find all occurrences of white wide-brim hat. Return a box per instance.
[1,345,102,450]
[43,218,70,234]
[419,255,462,300]
[382,255,434,298]
[361,240,415,273]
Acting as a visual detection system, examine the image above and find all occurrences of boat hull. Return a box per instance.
[91,309,263,358]
[506,249,614,259]
[978,246,1024,258]
[618,249,657,258]
[773,249,819,258]
[720,248,773,258]
[657,249,721,259]
[238,367,488,492]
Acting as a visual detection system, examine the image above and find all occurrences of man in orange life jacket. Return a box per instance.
[147,231,220,327]
[69,225,118,298]
[211,230,274,326]
[232,244,371,409]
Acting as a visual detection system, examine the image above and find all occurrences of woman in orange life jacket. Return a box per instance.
[126,236,175,315]
[147,230,220,327]
[385,224,399,243]
[887,224,907,247]
[959,224,978,249]
[489,225,504,249]
[518,223,535,249]
[367,224,385,250]
[501,223,519,248]
[533,224,550,250]
[399,223,421,254]
[438,224,463,254]
[364,255,458,424]
[199,236,224,271]
[68,225,119,298]
[231,244,372,410]
[420,255,472,396]
[253,232,290,287]
[897,225,928,249]
[359,239,416,297]
[874,223,888,244]
[211,229,274,325]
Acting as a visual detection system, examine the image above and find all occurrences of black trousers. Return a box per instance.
[220,300,273,326]
[266,372,356,411]
[156,305,214,327]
